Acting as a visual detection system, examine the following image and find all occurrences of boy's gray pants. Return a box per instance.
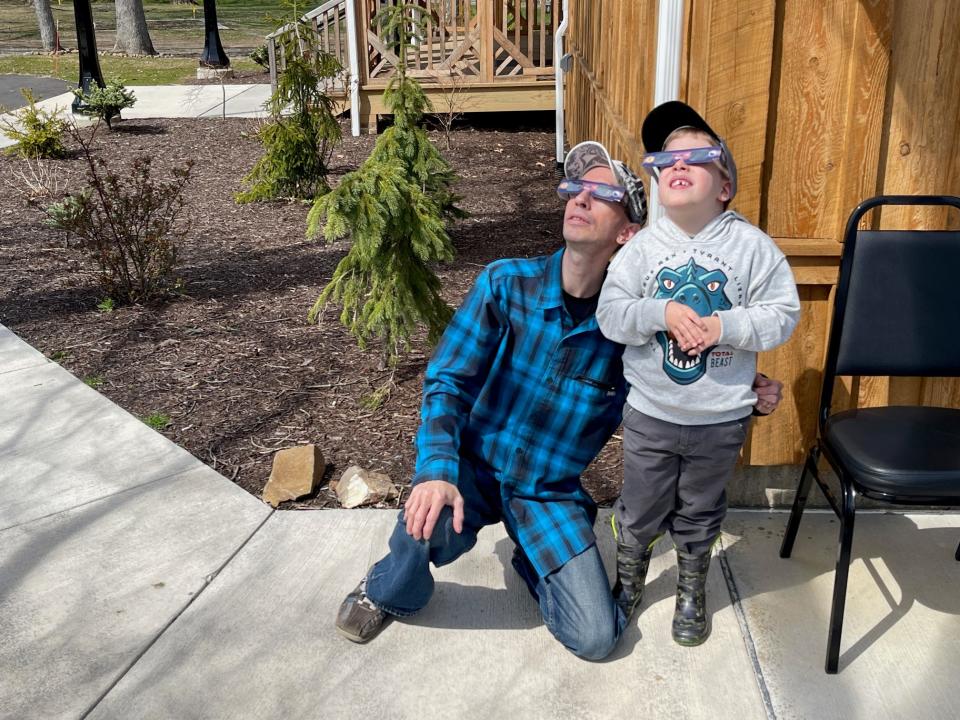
[614,405,751,554]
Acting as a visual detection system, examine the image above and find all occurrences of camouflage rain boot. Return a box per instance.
[671,548,713,646]
[610,517,658,619]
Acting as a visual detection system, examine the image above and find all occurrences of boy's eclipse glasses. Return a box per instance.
[557,178,627,203]
[641,145,723,172]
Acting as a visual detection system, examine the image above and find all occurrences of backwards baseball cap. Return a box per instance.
[563,141,648,226]
[640,101,738,201]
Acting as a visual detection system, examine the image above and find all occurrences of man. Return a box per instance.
[335,141,784,660]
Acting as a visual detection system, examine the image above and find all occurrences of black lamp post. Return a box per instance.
[200,0,230,68]
[72,0,106,112]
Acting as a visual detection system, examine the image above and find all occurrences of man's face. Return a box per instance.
[657,131,731,213]
[562,166,632,252]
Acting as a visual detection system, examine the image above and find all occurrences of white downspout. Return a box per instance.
[554,0,570,171]
[346,0,362,137]
[649,0,684,220]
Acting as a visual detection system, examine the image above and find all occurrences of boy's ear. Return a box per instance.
[617,222,642,246]
[718,179,732,203]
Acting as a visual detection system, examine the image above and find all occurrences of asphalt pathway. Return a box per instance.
[0,73,71,112]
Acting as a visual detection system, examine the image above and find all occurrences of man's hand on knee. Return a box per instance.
[404,480,464,541]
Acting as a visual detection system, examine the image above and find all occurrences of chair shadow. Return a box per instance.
[724,510,960,670]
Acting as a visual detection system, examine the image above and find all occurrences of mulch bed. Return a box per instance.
[0,115,625,508]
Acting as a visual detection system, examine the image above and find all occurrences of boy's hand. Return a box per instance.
[687,316,722,355]
[665,301,708,352]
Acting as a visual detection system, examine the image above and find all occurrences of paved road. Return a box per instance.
[0,73,71,111]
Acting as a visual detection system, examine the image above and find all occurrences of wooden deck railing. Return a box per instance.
[267,0,561,91]
[363,0,560,83]
[266,0,350,95]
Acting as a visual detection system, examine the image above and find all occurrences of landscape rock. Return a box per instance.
[335,465,398,508]
[262,445,325,507]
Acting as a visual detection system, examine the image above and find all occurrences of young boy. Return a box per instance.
[595,101,801,646]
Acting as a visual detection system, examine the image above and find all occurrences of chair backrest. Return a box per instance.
[834,229,960,376]
[820,196,960,424]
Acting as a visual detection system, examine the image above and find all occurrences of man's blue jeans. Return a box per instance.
[365,506,626,661]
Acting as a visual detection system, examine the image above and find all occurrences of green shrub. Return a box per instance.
[250,44,269,69]
[45,125,192,305]
[236,25,342,203]
[74,80,137,129]
[0,89,68,159]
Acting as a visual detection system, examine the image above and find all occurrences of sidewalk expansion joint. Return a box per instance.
[0,471,180,535]
[78,506,277,719]
[718,538,777,720]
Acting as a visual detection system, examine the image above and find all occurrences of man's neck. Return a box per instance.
[561,246,608,298]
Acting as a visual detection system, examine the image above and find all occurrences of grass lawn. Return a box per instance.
[0,0,290,53]
[0,53,264,86]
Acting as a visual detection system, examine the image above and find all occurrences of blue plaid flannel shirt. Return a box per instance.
[413,249,627,578]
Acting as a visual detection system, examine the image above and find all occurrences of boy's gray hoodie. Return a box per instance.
[597,211,800,425]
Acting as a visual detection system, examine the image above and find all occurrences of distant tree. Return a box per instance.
[32,0,62,52]
[113,0,157,56]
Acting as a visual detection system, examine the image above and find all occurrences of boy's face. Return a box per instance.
[657,131,731,220]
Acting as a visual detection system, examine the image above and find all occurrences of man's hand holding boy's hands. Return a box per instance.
[665,300,708,352]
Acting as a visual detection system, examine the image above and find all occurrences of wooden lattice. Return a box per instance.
[362,0,559,83]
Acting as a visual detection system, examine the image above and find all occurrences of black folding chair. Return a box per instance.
[779,195,960,674]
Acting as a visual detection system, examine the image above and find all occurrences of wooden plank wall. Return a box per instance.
[565,0,658,170]
[566,0,960,465]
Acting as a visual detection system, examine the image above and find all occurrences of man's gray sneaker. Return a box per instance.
[336,577,388,643]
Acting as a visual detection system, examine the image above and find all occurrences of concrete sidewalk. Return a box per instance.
[2,321,959,720]
[0,83,272,150]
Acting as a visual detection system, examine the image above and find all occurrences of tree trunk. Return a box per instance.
[113,0,157,56]
[33,0,62,52]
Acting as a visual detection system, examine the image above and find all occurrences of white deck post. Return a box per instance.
[346,0,362,137]
[554,0,570,170]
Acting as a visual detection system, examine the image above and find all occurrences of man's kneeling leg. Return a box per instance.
[367,506,479,614]
[536,545,626,660]
[337,506,480,642]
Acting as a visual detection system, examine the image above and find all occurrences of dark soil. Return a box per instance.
[0,116,624,508]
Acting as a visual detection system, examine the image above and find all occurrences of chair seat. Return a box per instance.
[824,406,960,498]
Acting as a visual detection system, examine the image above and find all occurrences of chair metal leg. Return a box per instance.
[825,482,856,674]
[955,540,960,562]
[780,446,819,559]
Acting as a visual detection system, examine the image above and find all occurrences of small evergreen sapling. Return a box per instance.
[236,20,342,203]
[306,5,465,366]
[74,80,137,130]
[0,89,68,159]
